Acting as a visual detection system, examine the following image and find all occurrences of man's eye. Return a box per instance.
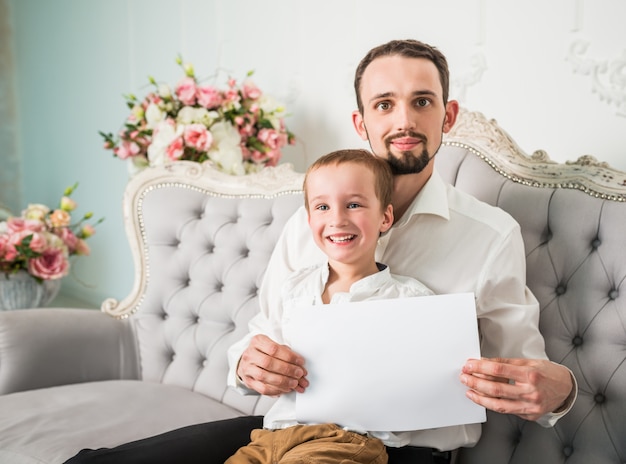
[347,203,361,209]
[416,98,430,107]
[375,101,391,111]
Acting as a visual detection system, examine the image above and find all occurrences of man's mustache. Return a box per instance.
[385,131,428,148]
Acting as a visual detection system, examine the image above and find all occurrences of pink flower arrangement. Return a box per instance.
[100,57,296,176]
[0,184,103,281]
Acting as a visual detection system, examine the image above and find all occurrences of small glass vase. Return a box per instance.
[0,271,62,311]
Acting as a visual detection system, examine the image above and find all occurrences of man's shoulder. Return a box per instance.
[445,183,519,233]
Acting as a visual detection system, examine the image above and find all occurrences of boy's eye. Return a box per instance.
[316,204,329,211]
[347,203,360,209]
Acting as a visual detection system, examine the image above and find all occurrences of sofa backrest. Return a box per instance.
[437,109,626,464]
[102,163,304,416]
[103,108,626,463]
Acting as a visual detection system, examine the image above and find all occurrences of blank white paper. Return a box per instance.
[288,292,486,431]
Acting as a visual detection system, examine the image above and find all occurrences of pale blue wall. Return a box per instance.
[7,0,626,307]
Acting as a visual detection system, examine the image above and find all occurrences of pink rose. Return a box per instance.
[224,88,240,105]
[175,77,197,106]
[250,150,267,163]
[74,239,91,256]
[183,124,213,152]
[115,140,141,160]
[7,217,44,234]
[257,128,287,150]
[166,137,185,161]
[0,234,17,261]
[56,227,79,253]
[49,209,71,228]
[265,149,281,167]
[242,80,261,100]
[196,85,222,109]
[28,248,69,280]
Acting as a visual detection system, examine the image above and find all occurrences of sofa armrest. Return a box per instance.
[0,308,140,394]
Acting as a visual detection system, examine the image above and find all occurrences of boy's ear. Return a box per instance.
[380,204,393,233]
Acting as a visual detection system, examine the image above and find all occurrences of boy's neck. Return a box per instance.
[321,260,381,304]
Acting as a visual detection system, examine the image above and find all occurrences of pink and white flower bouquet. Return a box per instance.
[0,184,103,281]
[100,57,295,175]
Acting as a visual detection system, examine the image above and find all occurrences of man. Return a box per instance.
[231,39,575,460]
[67,39,575,464]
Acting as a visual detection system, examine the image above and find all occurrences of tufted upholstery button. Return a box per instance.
[162,313,169,320]
[202,359,208,367]
[572,335,583,346]
[594,393,606,404]
[242,248,249,258]
[207,245,214,254]
[563,446,573,458]
[591,238,602,249]
[556,285,566,295]
[609,289,619,300]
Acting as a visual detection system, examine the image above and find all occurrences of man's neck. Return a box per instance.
[391,170,432,222]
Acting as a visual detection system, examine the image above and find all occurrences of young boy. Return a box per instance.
[226,149,433,464]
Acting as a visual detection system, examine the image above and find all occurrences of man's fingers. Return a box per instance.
[463,358,527,383]
[238,334,308,395]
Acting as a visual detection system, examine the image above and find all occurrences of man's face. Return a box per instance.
[352,55,455,176]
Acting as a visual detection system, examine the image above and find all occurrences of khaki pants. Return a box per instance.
[225,423,388,464]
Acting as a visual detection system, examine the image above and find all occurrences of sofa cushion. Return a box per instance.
[0,380,244,464]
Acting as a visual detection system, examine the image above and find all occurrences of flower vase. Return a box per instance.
[0,271,62,311]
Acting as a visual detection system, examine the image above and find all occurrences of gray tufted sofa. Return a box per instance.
[0,109,624,463]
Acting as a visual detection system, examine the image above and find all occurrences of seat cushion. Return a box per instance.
[0,379,244,464]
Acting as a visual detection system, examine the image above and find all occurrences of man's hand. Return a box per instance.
[460,357,574,421]
[237,334,309,397]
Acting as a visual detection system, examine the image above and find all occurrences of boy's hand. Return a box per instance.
[237,334,309,396]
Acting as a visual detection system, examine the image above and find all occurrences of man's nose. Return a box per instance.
[394,103,416,131]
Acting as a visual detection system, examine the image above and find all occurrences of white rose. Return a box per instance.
[145,103,165,129]
[176,107,215,125]
[208,121,244,175]
[257,95,286,129]
[147,120,183,166]
[158,83,172,99]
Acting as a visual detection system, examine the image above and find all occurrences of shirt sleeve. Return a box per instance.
[226,207,324,394]
[475,224,576,425]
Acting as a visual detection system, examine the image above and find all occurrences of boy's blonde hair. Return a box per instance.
[303,149,393,212]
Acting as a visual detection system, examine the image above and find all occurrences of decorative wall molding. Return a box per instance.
[567,39,626,117]
[452,52,487,103]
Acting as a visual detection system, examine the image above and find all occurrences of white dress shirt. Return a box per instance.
[227,170,576,451]
[228,262,433,446]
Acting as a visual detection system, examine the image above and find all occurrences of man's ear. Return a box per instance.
[352,110,369,141]
[442,100,460,133]
[380,204,394,233]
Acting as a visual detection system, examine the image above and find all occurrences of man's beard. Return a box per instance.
[383,131,432,175]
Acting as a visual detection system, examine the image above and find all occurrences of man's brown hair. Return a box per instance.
[354,39,450,113]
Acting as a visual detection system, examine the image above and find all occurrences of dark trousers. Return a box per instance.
[65,416,449,464]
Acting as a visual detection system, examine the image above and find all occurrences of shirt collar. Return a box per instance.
[393,170,450,228]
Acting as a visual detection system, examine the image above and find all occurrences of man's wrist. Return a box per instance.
[552,372,577,414]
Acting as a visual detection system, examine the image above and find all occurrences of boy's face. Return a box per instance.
[352,55,456,177]
[306,163,393,269]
